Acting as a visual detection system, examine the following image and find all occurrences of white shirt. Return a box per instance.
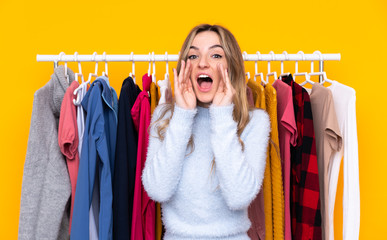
[157,77,172,105]
[327,81,360,240]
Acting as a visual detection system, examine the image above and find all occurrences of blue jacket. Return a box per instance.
[71,76,118,240]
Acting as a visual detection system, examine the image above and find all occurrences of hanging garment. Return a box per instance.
[150,81,159,113]
[272,79,297,240]
[58,80,80,234]
[71,76,118,240]
[142,103,270,239]
[327,81,360,240]
[150,80,163,240]
[246,86,254,107]
[265,83,285,240]
[157,76,172,105]
[113,76,141,240]
[282,75,322,240]
[19,65,74,240]
[247,79,269,240]
[131,73,155,240]
[305,83,342,240]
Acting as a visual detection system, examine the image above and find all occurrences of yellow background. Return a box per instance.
[1,0,386,239]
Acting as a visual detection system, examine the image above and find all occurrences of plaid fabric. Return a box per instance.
[282,75,322,240]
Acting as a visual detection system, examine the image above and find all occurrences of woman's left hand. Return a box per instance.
[212,63,236,106]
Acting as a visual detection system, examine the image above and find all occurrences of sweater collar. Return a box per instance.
[51,65,75,116]
[196,105,210,118]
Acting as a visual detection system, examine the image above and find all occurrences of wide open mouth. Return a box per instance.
[197,75,213,90]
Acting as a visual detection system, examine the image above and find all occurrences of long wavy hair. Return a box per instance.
[150,23,251,174]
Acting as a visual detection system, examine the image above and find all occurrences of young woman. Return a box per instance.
[142,24,271,240]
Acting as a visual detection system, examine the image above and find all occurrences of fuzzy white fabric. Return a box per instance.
[142,103,270,239]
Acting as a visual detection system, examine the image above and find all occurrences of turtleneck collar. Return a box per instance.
[51,65,75,116]
[196,105,210,119]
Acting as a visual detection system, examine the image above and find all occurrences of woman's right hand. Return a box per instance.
[173,59,196,110]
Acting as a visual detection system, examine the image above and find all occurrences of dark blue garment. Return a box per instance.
[71,76,118,240]
[113,77,141,240]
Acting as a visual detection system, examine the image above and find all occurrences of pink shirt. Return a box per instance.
[58,80,80,233]
[272,79,297,240]
[131,74,155,240]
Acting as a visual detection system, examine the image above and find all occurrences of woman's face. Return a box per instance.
[188,31,228,107]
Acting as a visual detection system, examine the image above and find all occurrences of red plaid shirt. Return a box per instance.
[282,75,322,240]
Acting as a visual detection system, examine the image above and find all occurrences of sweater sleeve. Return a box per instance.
[142,104,197,202]
[209,104,271,210]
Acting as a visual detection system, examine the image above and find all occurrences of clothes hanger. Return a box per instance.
[101,52,110,86]
[308,51,333,85]
[102,52,108,77]
[294,51,314,86]
[253,51,265,83]
[58,52,70,84]
[129,52,136,83]
[147,52,151,77]
[243,52,251,81]
[72,52,86,105]
[151,52,156,84]
[73,52,85,85]
[279,51,291,80]
[164,51,169,83]
[265,51,277,84]
[73,52,98,105]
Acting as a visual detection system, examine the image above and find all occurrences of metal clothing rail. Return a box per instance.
[36,52,341,63]
[37,51,341,82]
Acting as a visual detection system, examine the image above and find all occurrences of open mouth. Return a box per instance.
[197,74,213,92]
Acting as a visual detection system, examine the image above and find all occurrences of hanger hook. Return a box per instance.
[243,51,248,61]
[74,52,82,75]
[295,51,305,73]
[152,52,155,74]
[92,52,98,75]
[281,51,288,74]
[242,51,250,79]
[146,52,150,76]
[165,51,169,76]
[255,51,262,74]
[59,52,68,76]
[269,51,275,61]
[152,52,156,83]
[102,52,108,77]
[131,52,135,77]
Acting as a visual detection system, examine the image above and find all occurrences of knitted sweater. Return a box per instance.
[142,103,271,239]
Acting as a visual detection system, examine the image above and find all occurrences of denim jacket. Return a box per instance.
[70,76,118,240]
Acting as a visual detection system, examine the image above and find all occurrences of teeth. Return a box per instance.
[198,74,210,78]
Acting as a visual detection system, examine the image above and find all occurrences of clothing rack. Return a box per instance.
[36,51,341,82]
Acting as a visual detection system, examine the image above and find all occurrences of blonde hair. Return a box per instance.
[151,24,251,173]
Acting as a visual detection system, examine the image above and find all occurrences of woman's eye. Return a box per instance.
[212,54,222,59]
[188,55,197,60]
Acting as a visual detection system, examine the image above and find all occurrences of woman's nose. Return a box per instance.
[198,56,210,68]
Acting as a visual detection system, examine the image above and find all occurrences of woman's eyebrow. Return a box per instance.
[190,44,224,50]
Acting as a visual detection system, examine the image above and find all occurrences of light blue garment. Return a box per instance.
[71,76,118,240]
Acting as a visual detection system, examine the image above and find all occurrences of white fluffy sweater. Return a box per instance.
[142,103,270,240]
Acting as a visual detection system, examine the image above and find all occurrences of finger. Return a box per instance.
[173,68,179,93]
[223,67,231,92]
[179,60,185,85]
[225,68,235,95]
[219,64,227,92]
[183,59,191,82]
[217,64,225,93]
[182,59,191,90]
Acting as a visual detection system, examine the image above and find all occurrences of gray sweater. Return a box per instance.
[19,66,75,240]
